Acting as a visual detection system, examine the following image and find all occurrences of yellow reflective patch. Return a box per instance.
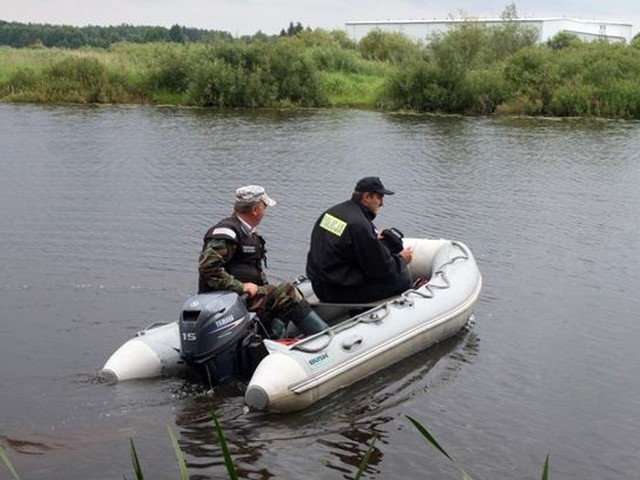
[319,213,347,237]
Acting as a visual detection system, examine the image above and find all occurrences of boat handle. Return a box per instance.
[291,329,335,353]
[341,335,363,351]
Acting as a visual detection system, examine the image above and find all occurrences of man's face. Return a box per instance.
[362,192,384,215]
[252,201,268,224]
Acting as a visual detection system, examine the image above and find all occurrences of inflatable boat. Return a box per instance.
[100,238,482,413]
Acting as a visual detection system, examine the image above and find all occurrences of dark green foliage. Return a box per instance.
[185,40,326,107]
[381,61,452,112]
[280,21,306,37]
[7,55,146,103]
[144,51,192,93]
[0,20,233,49]
[358,30,423,63]
[465,69,513,114]
[503,46,558,113]
[547,32,581,51]
[378,5,539,115]
[3,6,640,118]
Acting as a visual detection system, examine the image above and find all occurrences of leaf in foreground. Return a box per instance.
[129,438,144,480]
[167,427,190,480]
[406,415,474,480]
[541,454,549,480]
[212,410,238,480]
[355,434,377,480]
[0,444,20,480]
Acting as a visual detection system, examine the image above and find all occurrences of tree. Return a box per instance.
[547,31,581,51]
[168,24,185,43]
[280,22,304,37]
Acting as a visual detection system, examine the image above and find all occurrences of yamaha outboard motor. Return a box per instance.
[179,291,267,386]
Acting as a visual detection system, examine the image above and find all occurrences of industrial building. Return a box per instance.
[345,18,633,44]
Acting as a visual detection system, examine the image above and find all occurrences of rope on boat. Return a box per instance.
[290,329,335,353]
[403,240,469,299]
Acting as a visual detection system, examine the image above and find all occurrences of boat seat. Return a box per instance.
[296,278,393,324]
[311,299,391,325]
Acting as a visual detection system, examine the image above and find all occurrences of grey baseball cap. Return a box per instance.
[235,185,276,206]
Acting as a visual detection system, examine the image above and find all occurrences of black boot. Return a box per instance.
[282,300,328,336]
[296,310,329,336]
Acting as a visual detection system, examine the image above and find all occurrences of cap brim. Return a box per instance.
[263,195,277,206]
[379,188,395,195]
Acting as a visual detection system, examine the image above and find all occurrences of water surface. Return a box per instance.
[1,104,639,479]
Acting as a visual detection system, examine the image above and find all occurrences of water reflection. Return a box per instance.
[169,321,478,479]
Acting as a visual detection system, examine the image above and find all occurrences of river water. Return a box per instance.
[1,104,639,479]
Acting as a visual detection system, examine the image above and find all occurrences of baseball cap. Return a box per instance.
[235,185,276,206]
[354,177,395,195]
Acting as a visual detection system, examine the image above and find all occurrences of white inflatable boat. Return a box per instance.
[100,238,482,413]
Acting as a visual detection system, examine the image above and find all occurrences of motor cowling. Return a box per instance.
[179,291,266,384]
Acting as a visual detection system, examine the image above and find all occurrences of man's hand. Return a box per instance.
[399,247,413,263]
[243,282,260,297]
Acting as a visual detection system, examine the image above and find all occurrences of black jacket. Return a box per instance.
[306,199,409,293]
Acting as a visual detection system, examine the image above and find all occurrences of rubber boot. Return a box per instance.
[282,300,328,337]
[269,317,286,339]
[295,310,329,336]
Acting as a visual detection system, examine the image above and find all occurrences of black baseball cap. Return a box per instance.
[354,177,395,195]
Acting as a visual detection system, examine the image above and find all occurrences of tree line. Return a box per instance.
[0,20,313,49]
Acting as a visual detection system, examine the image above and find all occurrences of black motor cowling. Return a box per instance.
[179,291,267,385]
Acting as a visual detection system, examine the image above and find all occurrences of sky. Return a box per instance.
[3,0,640,37]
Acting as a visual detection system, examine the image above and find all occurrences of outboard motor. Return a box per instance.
[179,291,267,386]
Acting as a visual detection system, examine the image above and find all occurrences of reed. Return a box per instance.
[167,426,190,480]
[354,434,377,480]
[2,414,552,480]
[406,415,551,480]
[128,438,144,480]
[0,444,20,480]
[212,412,238,480]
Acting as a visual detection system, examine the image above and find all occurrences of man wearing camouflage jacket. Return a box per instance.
[198,185,327,338]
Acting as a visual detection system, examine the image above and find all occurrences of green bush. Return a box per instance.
[358,30,423,64]
[380,60,449,111]
[503,46,558,113]
[464,68,513,114]
[548,83,596,116]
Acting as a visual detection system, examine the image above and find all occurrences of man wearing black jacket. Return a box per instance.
[306,177,413,303]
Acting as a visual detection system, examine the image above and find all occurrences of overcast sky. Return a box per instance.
[4,0,639,37]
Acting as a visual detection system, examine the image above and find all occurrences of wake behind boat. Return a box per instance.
[100,237,482,412]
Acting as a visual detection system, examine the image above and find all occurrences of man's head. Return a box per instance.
[353,176,394,215]
[234,185,276,224]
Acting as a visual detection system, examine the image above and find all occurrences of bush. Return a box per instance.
[358,30,423,64]
[503,46,558,113]
[464,69,513,114]
[380,60,447,111]
[548,83,596,116]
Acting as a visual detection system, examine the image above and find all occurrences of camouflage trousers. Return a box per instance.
[245,282,305,337]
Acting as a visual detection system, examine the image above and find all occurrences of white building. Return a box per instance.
[345,18,633,44]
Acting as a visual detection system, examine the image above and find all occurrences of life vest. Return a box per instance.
[203,215,267,286]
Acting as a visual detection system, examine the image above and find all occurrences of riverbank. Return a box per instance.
[2,25,640,118]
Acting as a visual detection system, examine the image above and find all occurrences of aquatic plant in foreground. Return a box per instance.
[1,413,550,479]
